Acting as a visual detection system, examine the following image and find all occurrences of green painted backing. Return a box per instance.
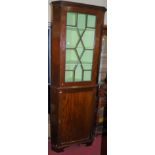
[65,12,96,82]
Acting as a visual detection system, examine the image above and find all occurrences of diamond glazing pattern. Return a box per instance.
[65,12,96,82]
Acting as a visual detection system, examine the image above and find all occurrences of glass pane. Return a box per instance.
[79,29,84,36]
[66,27,79,48]
[83,71,92,81]
[76,41,84,56]
[82,29,95,49]
[66,64,76,70]
[67,12,77,26]
[81,50,94,63]
[75,64,82,81]
[65,71,74,82]
[87,15,96,28]
[83,64,93,70]
[66,49,78,63]
[77,13,86,29]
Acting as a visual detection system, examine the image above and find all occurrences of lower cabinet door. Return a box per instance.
[51,87,97,149]
[59,88,96,145]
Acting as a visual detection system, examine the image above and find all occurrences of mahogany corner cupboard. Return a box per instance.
[50,1,106,151]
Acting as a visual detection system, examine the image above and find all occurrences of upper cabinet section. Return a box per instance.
[51,1,106,87]
[48,0,107,24]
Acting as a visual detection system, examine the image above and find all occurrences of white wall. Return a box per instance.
[49,0,107,7]
[48,0,107,25]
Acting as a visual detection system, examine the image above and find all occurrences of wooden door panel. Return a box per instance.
[59,88,96,144]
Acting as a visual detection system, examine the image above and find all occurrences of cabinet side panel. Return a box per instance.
[58,88,96,145]
[51,5,61,86]
[92,11,105,83]
[50,87,59,145]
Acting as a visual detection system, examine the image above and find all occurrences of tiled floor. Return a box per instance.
[48,135,102,155]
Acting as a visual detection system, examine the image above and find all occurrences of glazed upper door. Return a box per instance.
[59,6,104,87]
[65,12,96,82]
